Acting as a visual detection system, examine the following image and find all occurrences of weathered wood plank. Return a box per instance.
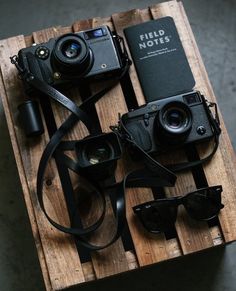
[73,15,173,267]
[33,23,128,280]
[104,12,174,266]
[32,21,128,278]
[112,9,150,106]
[171,1,236,242]
[0,34,85,290]
[161,153,214,253]
[148,2,215,253]
[0,68,51,291]
[108,15,174,265]
[81,250,138,282]
[72,18,130,279]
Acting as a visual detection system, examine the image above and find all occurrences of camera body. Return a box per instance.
[121,91,214,154]
[18,26,123,91]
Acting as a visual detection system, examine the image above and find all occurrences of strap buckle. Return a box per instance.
[206,99,221,135]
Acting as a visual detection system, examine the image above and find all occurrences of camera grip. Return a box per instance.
[126,122,152,152]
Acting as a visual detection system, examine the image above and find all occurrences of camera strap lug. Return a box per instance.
[205,99,221,136]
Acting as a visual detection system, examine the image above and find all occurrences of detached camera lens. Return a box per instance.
[75,132,122,181]
[85,143,112,165]
[62,41,81,59]
[52,33,93,76]
[157,101,192,143]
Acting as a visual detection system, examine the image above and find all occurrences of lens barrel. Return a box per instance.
[52,33,94,76]
[156,101,192,144]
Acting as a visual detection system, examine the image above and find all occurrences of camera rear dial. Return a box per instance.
[52,33,94,77]
[156,101,192,144]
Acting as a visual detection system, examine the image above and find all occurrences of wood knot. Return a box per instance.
[46,179,52,186]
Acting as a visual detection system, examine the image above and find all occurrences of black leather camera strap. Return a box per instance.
[34,92,177,249]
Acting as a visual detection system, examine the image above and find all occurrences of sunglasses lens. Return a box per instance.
[135,201,177,233]
[184,187,223,220]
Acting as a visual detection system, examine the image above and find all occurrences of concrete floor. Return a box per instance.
[0,0,236,290]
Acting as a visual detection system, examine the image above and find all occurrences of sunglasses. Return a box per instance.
[133,185,224,234]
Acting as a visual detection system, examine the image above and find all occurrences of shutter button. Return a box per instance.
[197,125,206,135]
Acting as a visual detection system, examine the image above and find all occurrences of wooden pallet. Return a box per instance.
[1,1,236,290]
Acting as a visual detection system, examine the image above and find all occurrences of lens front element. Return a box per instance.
[85,143,112,165]
[62,41,81,59]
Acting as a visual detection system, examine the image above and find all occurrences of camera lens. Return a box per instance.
[157,101,192,143]
[85,143,112,165]
[164,107,188,131]
[52,33,94,76]
[62,41,81,59]
[75,132,122,180]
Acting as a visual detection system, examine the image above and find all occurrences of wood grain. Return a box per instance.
[0,34,85,290]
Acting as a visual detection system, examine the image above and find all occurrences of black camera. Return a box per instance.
[121,91,215,154]
[18,26,124,91]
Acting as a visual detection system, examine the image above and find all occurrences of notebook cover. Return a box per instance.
[124,17,195,102]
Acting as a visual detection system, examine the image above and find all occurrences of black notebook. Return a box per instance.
[124,17,195,102]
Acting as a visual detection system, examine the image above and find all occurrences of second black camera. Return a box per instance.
[121,91,214,154]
